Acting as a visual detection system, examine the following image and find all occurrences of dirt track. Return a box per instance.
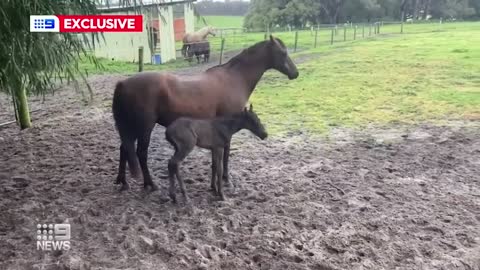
[0,70,479,270]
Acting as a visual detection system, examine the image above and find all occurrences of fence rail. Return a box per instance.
[157,20,449,68]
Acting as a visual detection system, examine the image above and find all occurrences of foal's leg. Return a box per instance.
[168,159,177,203]
[168,142,195,203]
[137,127,158,191]
[222,141,231,185]
[210,151,217,193]
[215,148,226,200]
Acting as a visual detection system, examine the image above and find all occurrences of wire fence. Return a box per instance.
[166,19,450,69]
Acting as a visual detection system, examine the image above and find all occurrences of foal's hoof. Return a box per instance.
[222,176,232,187]
[144,183,159,191]
[119,183,130,191]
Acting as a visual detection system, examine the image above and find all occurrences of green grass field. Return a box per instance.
[196,15,244,29]
[250,22,480,134]
[81,21,480,135]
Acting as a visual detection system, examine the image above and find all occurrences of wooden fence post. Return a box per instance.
[362,24,365,38]
[314,28,318,48]
[330,28,334,45]
[294,31,299,52]
[219,38,225,65]
[369,24,372,36]
[354,25,357,40]
[343,25,347,41]
[401,11,405,34]
[138,46,144,72]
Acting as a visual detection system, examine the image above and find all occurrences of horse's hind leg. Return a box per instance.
[116,144,127,185]
[136,127,158,191]
[116,139,138,191]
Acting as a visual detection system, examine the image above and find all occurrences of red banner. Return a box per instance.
[56,15,143,33]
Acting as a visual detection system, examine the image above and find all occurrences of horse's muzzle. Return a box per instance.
[289,71,299,80]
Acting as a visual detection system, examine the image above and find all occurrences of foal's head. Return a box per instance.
[240,104,268,140]
[268,35,299,80]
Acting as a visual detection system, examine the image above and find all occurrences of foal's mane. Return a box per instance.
[206,37,286,72]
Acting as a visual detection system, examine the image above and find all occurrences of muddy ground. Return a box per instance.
[0,64,479,270]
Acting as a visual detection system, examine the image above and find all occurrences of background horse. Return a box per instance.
[186,41,210,64]
[181,26,215,58]
[112,35,299,191]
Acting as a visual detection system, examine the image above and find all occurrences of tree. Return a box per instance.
[194,0,249,16]
[244,0,322,29]
[319,0,345,24]
[243,0,480,28]
[429,0,475,19]
[0,0,100,129]
[341,0,382,22]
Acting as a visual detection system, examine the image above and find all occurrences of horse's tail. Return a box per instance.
[112,81,140,178]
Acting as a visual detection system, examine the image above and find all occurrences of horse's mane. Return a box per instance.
[206,37,286,72]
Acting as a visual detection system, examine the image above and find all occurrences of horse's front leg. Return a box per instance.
[222,141,231,186]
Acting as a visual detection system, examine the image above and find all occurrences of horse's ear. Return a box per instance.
[243,107,248,113]
[270,35,275,42]
[249,104,253,112]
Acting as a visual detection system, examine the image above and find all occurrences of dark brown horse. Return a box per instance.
[112,35,299,191]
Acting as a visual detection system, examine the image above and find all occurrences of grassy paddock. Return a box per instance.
[250,22,480,135]
[196,15,244,29]
[80,22,480,135]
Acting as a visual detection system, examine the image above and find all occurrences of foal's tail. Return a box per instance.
[112,81,140,178]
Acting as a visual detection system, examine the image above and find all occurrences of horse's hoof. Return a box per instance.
[219,194,226,201]
[115,177,124,185]
[144,183,158,191]
[120,183,130,191]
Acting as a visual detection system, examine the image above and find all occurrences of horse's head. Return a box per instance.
[207,26,216,37]
[268,35,299,80]
[242,104,268,140]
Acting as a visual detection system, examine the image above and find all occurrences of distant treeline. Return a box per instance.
[244,0,480,29]
[194,0,249,16]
